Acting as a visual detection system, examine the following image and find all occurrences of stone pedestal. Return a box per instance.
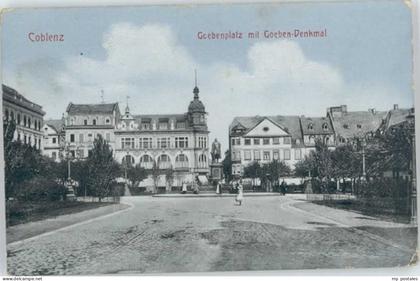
[209,163,223,182]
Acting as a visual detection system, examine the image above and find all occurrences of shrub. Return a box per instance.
[16,177,66,201]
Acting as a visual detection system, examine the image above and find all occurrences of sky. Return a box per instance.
[1,0,414,151]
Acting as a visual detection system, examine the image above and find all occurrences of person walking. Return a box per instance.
[181,181,187,194]
[235,180,244,206]
[280,180,287,195]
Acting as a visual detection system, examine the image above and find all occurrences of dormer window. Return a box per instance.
[308,123,314,130]
[322,123,328,131]
[343,124,349,129]
[106,118,110,124]
[176,122,185,129]
[357,124,362,129]
[159,122,168,130]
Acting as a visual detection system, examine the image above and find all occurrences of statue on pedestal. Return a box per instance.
[211,138,221,163]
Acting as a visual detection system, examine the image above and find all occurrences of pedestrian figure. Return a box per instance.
[216,181,221,195]
[193,176,200,194]
[280,180,287,195]
[235,180,244,206]
[181,181,187,194]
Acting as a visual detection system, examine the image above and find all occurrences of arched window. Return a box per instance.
[28,118,31,128]
[157,154,171,169]
[198,154,207,168]
[10,111,14,121]
[17,114,21,125]
[23,116,27,127]
[106,118,110,124]
[322,123,328,131]
[4,110,9,121]
[175,154,189,169]
[122,155,135,167]
[140,154,154,169]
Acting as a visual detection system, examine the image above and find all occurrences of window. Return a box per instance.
[157,137,170,149]
[273,150,279,160]
[263,138,270,145]
[106,118,110,124]
[140,154,153,169]
[4,110,8,121]
[23,116,27,127]
[17,114,21,125]
[244,138,251,145]
[78,134,83,143]
[284,149,291,160]
[273,138,280,145]
[70,134,75,143]
[121,137,135,149]
[322,123,329,131]
[158,154,171,169]
[122,155,135,166]
[198,136,207,148]
[24,135,27,144]
[283,137,291,144]
[263,126,269,132]
[28,118,31,128]
[141,122,151,130]
[263,151,270,161]
[52,137,57,144]
[254,138,260,145]
[244,150,252,160]
[198,154,207,168]
[295,149,302,160]
[159,122,168,130]
[254,150,261,160]
[175,137,188,148]
[357,124,362,129]
[176,122,185,129]
[139,137,153,149]
[175,154,189,168]
[308,123,314,130]
[84,120,88,125]
[231,138,240,146]
[343,124,349,129]
[93,119,97,126]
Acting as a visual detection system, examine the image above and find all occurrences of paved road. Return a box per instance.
[6,195,417,275]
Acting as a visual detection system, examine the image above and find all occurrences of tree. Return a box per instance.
[294,154,317,179]
[244,161,262,188]
[3,119,42,199]
[261,160,291,191]
[85,135,121,201]
[127,163,148,189]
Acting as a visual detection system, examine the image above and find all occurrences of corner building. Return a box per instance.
[113,85,210,186]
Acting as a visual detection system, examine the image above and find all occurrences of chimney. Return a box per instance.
[341,105,347,113]
[393,104,399,110]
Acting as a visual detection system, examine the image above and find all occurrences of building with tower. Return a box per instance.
[113,83,210,190]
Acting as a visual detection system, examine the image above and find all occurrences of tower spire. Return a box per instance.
[125,95,130,115]
[100,89,105,104]
[193,69,199,99]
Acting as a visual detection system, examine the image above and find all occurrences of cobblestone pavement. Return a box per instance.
[7,195,417,275]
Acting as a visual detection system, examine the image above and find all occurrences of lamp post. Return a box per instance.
[361,137,367,180]
[124,149,130,193]
[406,111,417,225]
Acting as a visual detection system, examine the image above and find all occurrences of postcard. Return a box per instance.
[0,0,417,275]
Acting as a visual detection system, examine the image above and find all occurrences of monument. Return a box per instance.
[210,138,223,181]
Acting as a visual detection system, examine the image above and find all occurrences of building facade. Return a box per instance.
[113,85,210,186]
[42,119,65,161]
[2,84,45,149]
[229,104,412,176]
[63,102,120,159]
